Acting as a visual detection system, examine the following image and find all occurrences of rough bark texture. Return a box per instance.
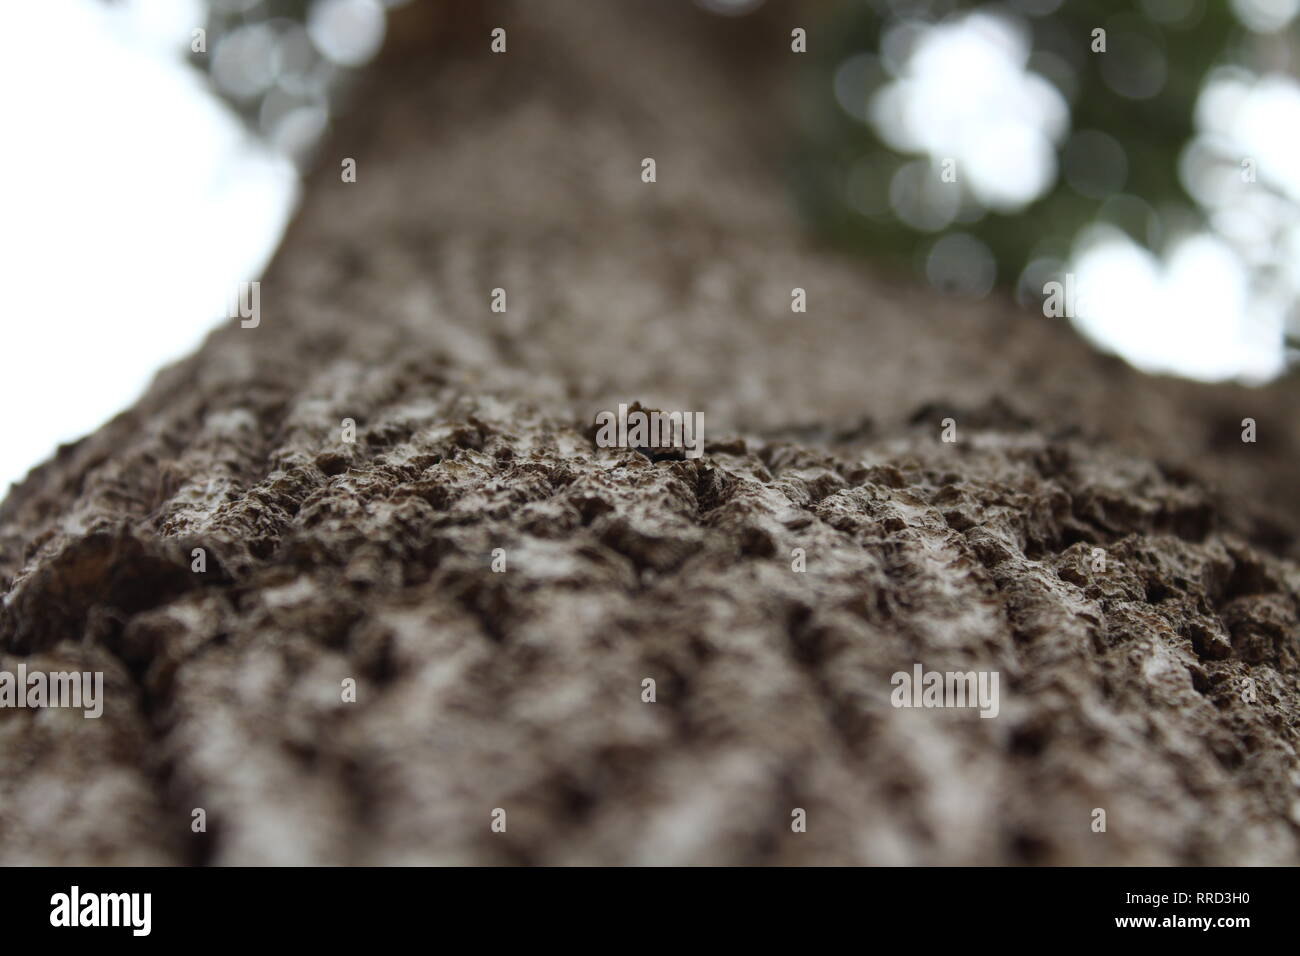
[2,1,1299,865]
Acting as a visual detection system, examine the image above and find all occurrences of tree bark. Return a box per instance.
[2,0,1298,864]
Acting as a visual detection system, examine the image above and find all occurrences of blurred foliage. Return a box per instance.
[794,0,1267,288]
[180,0,384,165]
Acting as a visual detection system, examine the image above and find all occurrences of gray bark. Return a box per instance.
[2,0,1298,864]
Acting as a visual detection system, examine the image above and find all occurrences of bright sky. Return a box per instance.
[0,0,298,493]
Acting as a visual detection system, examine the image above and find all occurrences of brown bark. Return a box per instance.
[2,0,1298,864]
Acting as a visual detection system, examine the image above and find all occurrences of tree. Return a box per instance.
[1,0,1297,864]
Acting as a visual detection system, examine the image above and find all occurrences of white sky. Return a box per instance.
[0,0,297,493]
[870,11,1069,213]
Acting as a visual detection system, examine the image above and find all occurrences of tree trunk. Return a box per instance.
[2,0,1298,865]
